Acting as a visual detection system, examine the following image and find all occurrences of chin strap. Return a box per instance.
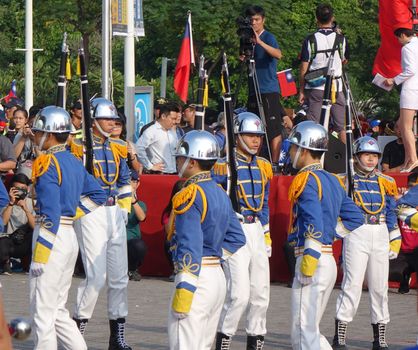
[37,132,49,151]
[178,158,190,178]
[237,134,257,155]
[93,119,111,138]
[354,155,376,174]
[292,147,302,169]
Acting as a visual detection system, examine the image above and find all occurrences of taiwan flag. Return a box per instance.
[277,69,297,97]
[174,12,195,103]
[4,80,17,103]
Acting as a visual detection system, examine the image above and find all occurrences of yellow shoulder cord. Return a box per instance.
[237,168,266,213]
[94,143,120,186]
[353,177,386,215]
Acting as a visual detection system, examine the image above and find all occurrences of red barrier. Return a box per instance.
[138,173,409,283]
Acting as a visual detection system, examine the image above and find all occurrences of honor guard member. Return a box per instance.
[71,97,133,350]
[213,112,273,350]
[167,130,246,350]
[287,121,363,350]
[29,106,106,350]
[397,181,418,231]
[334,136,401,350]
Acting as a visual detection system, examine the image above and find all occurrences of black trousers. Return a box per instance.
[0,234,32,263]
[127,238,147,272]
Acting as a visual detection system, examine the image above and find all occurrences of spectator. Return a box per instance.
[161,180,185,281]
[173,102,185,139]
[367,119,381,139]
[0,133,17,175]
[12,107,37,178]
[384,28,418,172]
[70,100,83,140]
[391,172,418,294]
[135,103,179,174]
[126,171,147,281]
[245,5,285,167]
[181,103,212,133]
[381,120,418,173]
[0,111,7,136]
[3,98,24,143]
[0,173,34,274]
[137,97,169,139]
[299,3,349,143]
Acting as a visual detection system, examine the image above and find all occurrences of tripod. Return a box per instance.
[234,54,272,163]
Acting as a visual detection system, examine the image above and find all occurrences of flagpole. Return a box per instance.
[124,0,135,140]
[102,0,111,99]
[25,0,33,110]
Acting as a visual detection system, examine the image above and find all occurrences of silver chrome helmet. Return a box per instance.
[288,121,328,151]
[175,130,220,160]
[353,136,381,155]
[32,106,71,134]
[91,97,119,119]
[234,112,265,135]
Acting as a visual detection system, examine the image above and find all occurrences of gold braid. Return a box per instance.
[94,143,120,186]
[353,177,386,215]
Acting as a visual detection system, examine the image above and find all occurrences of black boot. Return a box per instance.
[73,318,88,336]
[247,335,264,350]
[332,319,348,349]
[372,323,389,350]
[215,332,232,350]
[109,318,132,350]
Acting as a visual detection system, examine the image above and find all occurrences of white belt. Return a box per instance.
[294,245,333,257]
[201,256,220,267]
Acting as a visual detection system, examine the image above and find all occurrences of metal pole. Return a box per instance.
[25,0,33,110]
[160,57,168,98]
[102,0,110,99]
[124,0,135,140]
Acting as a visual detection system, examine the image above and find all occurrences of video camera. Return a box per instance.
[236,16,255,59]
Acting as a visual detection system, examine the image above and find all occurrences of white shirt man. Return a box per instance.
[135,105,179,174]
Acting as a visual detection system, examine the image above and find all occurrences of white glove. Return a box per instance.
[172,311,188,320]
[296,271,313,285]
[30,262,45,277]
[265,245,272,258]
[398,207,416,222]
[235,212,244,222]
[388,250,398,260]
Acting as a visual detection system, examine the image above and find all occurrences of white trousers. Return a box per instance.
[30,223,87,350]
[168,264,226,350]
[336,224,390,324]
[74,205,129,320]
[218,221,270,336]
[291,254,337,350]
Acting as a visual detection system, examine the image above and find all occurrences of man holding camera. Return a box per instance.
[298,3,349,143]
[244,5,285,168]
[0,174,35,275]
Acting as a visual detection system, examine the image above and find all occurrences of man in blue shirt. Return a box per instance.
[245,5,286,168]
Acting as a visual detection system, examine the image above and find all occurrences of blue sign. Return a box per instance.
[134,86,153,143]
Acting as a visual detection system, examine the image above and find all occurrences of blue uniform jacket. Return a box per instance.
[288,164,363,276]
[71,135,131,212]
[397,185,418,231]
[353,172,401,252]
[169,172,245,313]
[212,153,273,236]
[32,145,106,264]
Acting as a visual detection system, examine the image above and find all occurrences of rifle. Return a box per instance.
[56,33,69,108]
[221,53,239,212]
[78,39,94,175]
[343,70,354,197]
[194,55,206,130]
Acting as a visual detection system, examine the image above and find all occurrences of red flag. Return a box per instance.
[373,0,412,78]
[3,80,17,103]
[174,13,195,103]
[277,69,297,97]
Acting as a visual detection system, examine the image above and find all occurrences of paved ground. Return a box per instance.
[1,273,418,349]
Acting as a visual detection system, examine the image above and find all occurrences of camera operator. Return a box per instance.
[298,3,349,143]
[243,5,286,168]
[0,174,35,274]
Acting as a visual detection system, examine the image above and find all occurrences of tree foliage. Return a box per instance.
[0,0,400,119]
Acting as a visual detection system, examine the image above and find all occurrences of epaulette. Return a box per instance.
[32,154,62,185]
[168,183,208,241]
[212,159,227,176]
[109,138,128,159]
[377,172,398,197]
[288,170,322,202]
[70,139,83,159]
[332,173,346,190]
[256,156,273,181]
